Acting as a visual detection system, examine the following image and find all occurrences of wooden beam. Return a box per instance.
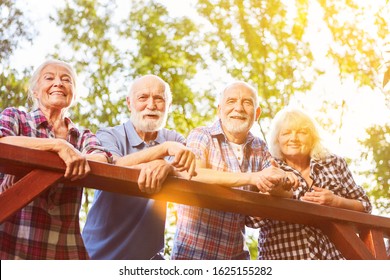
[322,222,374,260]
[1,142,390,235]
[360,229,388,260]
[1,142,390,259]
[0,169,63,223]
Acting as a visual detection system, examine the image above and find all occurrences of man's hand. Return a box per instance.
[254,159,299,193]
[137,159,173,194]
[164,142,197,179]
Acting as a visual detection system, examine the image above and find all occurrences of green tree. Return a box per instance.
[195,0,388,134]
[197,0,315,121]
[360,124,390,215]
[123,0,215,134]
[0,0,35,110]
[53,0,215,134]
[54,0,125,130]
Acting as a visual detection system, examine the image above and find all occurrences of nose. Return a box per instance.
[291,131,299,140]
[53,76,63,87]
[233,101,244,112]
[146,97,157,110]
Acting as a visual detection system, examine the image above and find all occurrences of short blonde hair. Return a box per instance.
[268,107,330,161]
[28,59,78,108]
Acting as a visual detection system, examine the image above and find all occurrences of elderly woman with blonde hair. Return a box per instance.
[247,107,372,259]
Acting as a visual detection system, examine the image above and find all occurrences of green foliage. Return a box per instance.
[53,0,216,135]
[0,68,30,110]
[197,0,315,120]
[0,0,34,63]
[360,124,390,214]
[0,0,35,111]
[122,0,216,134]
[318,0,387,88]
[54,0,125,131]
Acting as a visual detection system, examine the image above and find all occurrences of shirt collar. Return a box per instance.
[210,119,255,146]
[33,108,79,137]
[32,108,49,128]
[125,120,164,147]
[277,154,336,171]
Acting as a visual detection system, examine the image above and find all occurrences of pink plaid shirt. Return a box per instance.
[171,120,271,259]
[0,107,111,259]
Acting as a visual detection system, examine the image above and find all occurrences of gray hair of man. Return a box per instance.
[218,80,259,108]
[127,74,172,106]
[267,107,330,161]
[28,59,78,109]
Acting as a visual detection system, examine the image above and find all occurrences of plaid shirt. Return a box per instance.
[0,107,111,259]
[246,155,372,260]
[171,120,271,259]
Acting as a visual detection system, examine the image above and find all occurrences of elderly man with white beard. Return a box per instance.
[82,74,196,260]
[171,81,298,260]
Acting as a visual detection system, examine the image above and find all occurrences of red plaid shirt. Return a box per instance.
[0,107,111,259]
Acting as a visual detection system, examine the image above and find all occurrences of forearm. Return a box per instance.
[86,153,110,163]
[176,167,252,187]
[0,136,62,152]
[114,142,169,166]
[335,196,365,212]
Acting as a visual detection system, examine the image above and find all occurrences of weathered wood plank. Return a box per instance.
[0,169,63,223]
[360,229,388,260]
[0,142,389,259]
[321,222,374,259]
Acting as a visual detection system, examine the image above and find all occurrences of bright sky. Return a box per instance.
[12,0,390,197]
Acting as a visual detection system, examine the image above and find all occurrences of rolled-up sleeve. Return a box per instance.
[0,107,20,137]
[79,130,113,163]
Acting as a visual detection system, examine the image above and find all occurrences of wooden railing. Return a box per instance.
[0,142,389,260]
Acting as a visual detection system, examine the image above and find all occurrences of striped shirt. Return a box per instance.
[246,155,372,260]
[0,107,111,259]
[171,120,271,259]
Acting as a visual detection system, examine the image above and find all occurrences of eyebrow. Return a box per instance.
[42,72,72,77]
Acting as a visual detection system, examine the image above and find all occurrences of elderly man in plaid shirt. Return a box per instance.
[171,81,298,260]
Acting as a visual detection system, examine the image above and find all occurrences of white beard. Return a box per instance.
[130,109,168,132]
[221,114,252,135]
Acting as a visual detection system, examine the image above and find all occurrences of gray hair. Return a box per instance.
[28,59,78,108]
[268,107,330,161]
[218,81,259,107]
[128,74,172,105]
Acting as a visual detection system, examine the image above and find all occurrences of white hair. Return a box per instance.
[28,59,78,109]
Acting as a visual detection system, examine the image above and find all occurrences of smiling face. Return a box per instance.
[127,75,169,132]
[218,82,260,143]
[278,120,313,160]
[33,64,75,111]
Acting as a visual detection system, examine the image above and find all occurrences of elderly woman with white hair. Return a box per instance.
[0,59,112,259]
[247,107,372,259]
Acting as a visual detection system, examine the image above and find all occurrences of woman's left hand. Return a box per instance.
[300,186,339,207]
